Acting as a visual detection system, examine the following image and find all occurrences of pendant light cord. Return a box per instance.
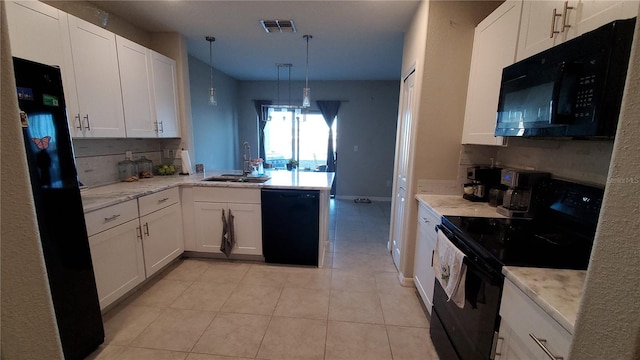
[206,36,215,90]
[304,35,311,89]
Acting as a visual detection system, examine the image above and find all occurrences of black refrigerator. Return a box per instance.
[12,57,104,359]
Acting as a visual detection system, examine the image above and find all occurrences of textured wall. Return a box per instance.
[1,3,64,357]
[395,0,501,280]
[570,9,640,358]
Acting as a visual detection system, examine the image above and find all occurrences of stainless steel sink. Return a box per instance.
[202,175,270,183]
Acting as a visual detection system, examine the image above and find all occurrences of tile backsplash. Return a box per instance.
[460,137,614,187]
[73,138,182,187]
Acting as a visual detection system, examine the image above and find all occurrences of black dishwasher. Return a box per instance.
[261,189,319,266]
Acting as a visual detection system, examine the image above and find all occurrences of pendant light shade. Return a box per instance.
[302,34,312,108]
[206,36,217,106]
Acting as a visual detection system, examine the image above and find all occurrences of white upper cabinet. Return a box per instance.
[462,0,522,146]
[67,15,126,138]
[516,0,639,61]
[116,35,156,138]
[568,0,639,39]
[5,1,71,70]
[5,1,76,130]
[150,51,181,138]
[516,1,565,61]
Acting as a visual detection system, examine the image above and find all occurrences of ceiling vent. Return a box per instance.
[260,19,297,33]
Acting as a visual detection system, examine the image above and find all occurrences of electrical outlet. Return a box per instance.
[354,145,358,152]
[125,151,132,159]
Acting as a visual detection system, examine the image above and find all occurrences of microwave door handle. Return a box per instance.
[550,61,566,125]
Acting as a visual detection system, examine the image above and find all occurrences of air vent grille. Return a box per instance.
[260,19,297,33]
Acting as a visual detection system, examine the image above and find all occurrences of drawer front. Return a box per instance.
[500,279,572,359]
[417,203,440,233]
[85,199,139,236]
[418,204,441,227]
[193,187,260,204]
[138,187,179,216]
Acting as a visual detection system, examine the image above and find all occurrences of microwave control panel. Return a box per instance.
[574,74,597,120]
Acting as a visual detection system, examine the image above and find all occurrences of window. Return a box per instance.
[263,108,336,171]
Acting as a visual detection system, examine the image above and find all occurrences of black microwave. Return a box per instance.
[495,17,636,138]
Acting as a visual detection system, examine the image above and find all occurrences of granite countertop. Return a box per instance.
[502,266,586,335]
[415,194,505,218]
[81,169,335,213]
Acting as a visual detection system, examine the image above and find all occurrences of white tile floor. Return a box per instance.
[87,199,440,359]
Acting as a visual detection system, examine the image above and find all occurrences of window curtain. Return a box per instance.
[317,100,340,196]
[253,100,272,161]
[316,100,340,172]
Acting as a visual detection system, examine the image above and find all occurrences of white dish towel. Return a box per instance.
[433,229,467,308]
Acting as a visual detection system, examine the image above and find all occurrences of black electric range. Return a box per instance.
[441,215,595,271]
[431,177,604,360]
[442,176,603,272]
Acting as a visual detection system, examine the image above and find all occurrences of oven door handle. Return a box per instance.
[435,224,454,239]
[436,225,503,284]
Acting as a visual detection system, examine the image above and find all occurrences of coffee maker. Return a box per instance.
[463,166,503,202]
[496,168,550,218]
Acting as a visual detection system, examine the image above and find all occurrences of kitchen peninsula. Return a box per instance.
[81,170,334,212]
[81,170,334,310]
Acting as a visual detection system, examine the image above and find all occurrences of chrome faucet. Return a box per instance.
[242,141,252,175]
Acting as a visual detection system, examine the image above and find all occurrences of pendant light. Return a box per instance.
[206,36,217,106]
[302,34,312,108]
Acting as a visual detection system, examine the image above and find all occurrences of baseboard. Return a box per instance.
[183,251,265,263]
[397,271,415,287]
[334,195,392,202]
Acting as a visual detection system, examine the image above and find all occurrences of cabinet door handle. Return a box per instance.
[431,250,434,267]
[75,114,82,130]
[491,332,504,358]
[561,1,574,32]
[104,214,120,222]
[158,197,169,203]
[159,121,164,133]
[143,222,150,236]
[136,226,143,240]
[529,333,564,360]
[421,217,429,223]
[83,114,91,131]
[550,8,561,38]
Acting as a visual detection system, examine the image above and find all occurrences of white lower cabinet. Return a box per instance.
[496,278,572,359]
[137,188,184,277]
[193,187,262,256]
[139,202,184,276]
[86,200,145,310]
[413,202,440,314]
[87,187,183,310]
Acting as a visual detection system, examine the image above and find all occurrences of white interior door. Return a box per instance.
[391,70,416,268]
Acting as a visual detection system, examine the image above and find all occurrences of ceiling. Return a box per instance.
[88,0,422,81]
